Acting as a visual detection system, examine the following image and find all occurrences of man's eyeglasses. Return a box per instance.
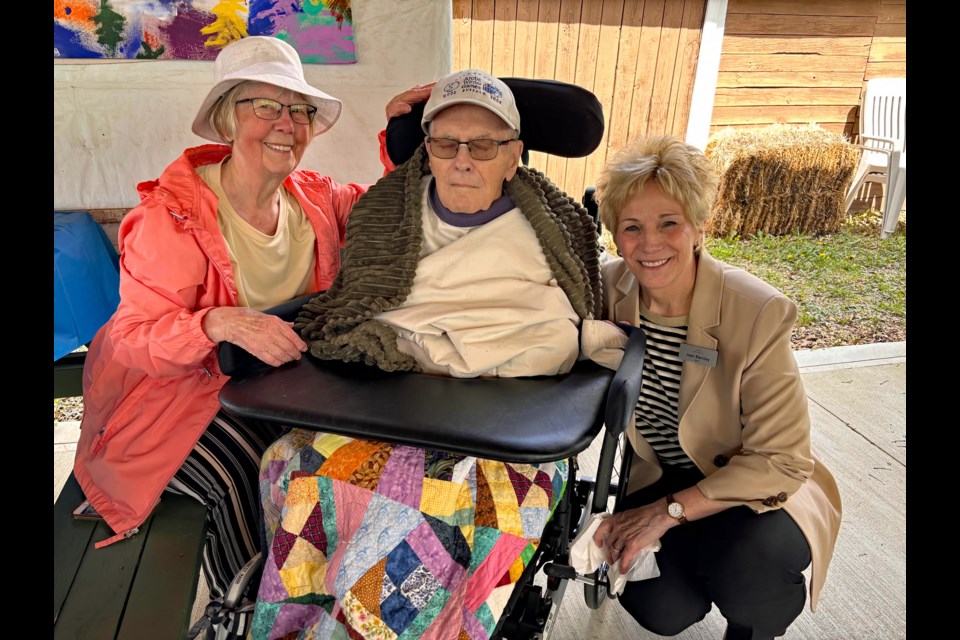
[426,136,518,161]
[236,98,318,125]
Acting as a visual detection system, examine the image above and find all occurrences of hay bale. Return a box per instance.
[705,125,860,237]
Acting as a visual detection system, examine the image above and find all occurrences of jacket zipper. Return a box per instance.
[93,492,163,549]
[95,527,140,549]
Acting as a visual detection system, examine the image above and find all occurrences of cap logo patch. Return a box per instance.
[441,80,462,96]
[442,75,504,104]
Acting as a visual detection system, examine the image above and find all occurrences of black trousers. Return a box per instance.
[615,465,811,640]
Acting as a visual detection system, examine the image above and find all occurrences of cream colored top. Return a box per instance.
[197,159,317,310]
[375,178,580,378]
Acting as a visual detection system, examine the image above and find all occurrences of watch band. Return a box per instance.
[666,493,688,524]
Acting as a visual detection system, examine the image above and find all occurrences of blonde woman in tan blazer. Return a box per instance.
[586,135,842,640]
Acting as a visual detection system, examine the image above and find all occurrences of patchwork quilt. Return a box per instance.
[253,429,568,640]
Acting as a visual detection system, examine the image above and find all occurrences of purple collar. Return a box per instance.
[429,179,516,228]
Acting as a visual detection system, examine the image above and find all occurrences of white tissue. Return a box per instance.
[568,512,661,596]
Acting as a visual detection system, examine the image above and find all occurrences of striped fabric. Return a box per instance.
[167,410,285,598]
[634,306,696,469]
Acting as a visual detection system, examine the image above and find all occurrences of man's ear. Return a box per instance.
[504,138,524,182]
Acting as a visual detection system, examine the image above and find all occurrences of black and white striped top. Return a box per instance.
[634,301,696,469]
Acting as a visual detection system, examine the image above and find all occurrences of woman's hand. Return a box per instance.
[202,306,308,367]
[593,499,673,573]
[594,486,729,572]
[385,83,436,120]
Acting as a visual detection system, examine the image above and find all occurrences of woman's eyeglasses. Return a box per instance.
[236,98,318,125]
[426,137,518,160]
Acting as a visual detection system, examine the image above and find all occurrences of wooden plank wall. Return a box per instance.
[712,0,906,138]
[453,0,707,202]
[866,0,906,82]
[74,1,906,225]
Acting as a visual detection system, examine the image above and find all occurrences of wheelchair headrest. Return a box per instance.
[386,77,605,167]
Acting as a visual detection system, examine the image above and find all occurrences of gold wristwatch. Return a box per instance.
[666,493,688,524]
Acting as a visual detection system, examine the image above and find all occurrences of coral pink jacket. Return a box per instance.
[74,141,388,545]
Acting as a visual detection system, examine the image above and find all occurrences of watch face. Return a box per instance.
[668,501,684,519]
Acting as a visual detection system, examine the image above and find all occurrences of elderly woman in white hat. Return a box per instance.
[72,35,431,626]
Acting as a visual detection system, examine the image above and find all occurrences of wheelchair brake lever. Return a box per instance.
[542,561,617,598]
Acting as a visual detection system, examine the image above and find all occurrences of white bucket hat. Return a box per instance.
[191,36,343,144]
[421,69,521,134]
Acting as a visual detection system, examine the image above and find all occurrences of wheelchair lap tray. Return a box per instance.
[218,293,646,464]
[220,357,614,463]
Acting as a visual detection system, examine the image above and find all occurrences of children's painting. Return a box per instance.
[54,1,356,63]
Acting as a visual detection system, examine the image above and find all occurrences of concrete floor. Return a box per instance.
[53,342,906,639]
[548,344,906,639]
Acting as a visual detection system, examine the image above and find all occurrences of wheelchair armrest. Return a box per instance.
[602,328,647,438]
[217,291,321,378]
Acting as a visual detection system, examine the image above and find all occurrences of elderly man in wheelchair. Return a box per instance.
[218,70,645,640]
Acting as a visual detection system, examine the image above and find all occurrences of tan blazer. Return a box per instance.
[599,251,842,612]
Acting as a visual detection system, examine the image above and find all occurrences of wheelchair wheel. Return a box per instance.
[583,567,609,610]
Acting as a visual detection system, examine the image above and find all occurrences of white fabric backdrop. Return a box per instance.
[53,0,452,209]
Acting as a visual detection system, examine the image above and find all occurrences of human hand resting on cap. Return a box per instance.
[385,83,436,120]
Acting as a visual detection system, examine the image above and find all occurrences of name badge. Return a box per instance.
[679,343,718,368]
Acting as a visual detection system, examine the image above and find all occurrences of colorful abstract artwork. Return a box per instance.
[54,1,356,63]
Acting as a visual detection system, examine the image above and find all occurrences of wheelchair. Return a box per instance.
[217,77,648,640]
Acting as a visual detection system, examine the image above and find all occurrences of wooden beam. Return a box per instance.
[722,35,872,56]
[582,0,625,190]
[546,0,585,187]
[471,0,496,74]
[453,0,473,70]
[710,104,855,125]
[877,3,905,23]
[725,14,877,36]
[491,0,519,77]
[606,0,647,150]
[86,208,130,224]
[716,71,865,87]
[648,0,685,136]
[529,0,563,173]
[533,0,562,78]
[713,87,862,106]
[727,0,880,17]
[512,0,540,77]
[566,0,604,203]
[628,0,666,140]
[709,121,852,136]
[719,53,868,72]
[874,22,905,37]
[670,0,707,137]
[868,40,906,62]
[864,61,906,78]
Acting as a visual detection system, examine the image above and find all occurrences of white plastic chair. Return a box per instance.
[844,78,906,239]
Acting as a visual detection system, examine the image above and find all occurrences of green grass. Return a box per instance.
[604,210,906,349]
